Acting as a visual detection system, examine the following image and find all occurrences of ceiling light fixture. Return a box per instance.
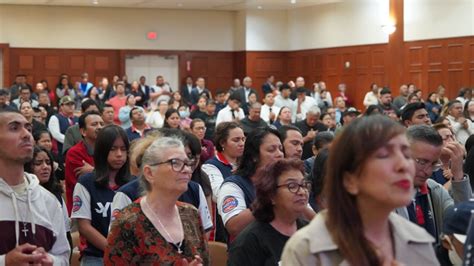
[177,3,183,7]
[291,0,296,4]
[92,0,99,5]
[257,5,263,9]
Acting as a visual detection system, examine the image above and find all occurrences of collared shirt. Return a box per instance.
[260,104,280,124]
[244,87,252,103]
[274,95,294,109]
[292,96,317,122]
[131,124,151,138]
[281,211,438,265]
[215,105,245,127]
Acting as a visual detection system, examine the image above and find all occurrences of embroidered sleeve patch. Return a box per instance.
[222,196,238,213]
[72,196,82,212]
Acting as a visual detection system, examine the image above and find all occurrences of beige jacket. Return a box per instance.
[281,211,439,266]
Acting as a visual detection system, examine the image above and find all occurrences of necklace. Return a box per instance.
[142,197,184,254]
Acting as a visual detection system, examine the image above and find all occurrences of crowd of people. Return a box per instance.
[1,71,474,265]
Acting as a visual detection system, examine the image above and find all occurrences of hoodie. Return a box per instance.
[0,172,70,265]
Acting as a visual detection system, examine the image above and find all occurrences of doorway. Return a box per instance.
[125,54,179,92]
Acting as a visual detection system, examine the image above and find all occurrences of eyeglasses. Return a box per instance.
[277,181,312,194]
[149,158,196,172]
[414,158,442,172]
[194,126,206,131]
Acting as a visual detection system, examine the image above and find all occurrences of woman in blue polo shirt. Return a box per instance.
[71,125,131,266]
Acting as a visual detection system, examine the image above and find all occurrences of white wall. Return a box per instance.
[245,10,288,51]
[404,0,474,41]
[287,0,389,50]
[0,5,235,51]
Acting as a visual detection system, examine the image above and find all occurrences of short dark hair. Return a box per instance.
[379,87,391,95]
[19,85,30,93]
[252,159,305,223]
[94,125,131,188]
[447,100,462,110]
[228,92,241,103]
[190,118,205,129]
[406,124,443,147]
[401,102,426,122]
[81,99,100,113]
[0,89,8,97]
[79,110,101,130]
[33,129,51,143]
[365,105,383,116]
[312,131,334,150]
[101,103,113,114]
[278,125,302,143]
[279,83,291,91]
[214,122,242,152]
[129,107,140,119]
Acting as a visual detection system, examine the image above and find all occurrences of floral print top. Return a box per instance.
[104,201,210,266]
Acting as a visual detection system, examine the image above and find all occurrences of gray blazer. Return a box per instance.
[281,211,439,265]
[395,177,472,243]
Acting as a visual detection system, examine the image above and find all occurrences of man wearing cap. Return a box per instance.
[215,92,245,127]
[335,107,360,135]
[48,96,77,160]
[395,125,472,244]
[401,102,432,127]
[439,199,474,265]
[293,86,317,122]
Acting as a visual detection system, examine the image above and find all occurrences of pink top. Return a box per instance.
[107,96,127,125]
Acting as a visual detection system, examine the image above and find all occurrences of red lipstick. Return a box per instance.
[394,180,411,190]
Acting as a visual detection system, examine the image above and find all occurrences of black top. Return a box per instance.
[228,219,308,266]
[294,120,328,159]
[239,117,268,135]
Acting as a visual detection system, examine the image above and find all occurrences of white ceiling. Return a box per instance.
[0,0,341,10]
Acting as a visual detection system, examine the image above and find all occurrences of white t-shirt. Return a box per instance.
[217,182,248,226]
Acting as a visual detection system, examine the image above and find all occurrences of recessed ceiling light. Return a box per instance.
[257,5,263,9]
[291,0,296,4]
[92,0,99,5]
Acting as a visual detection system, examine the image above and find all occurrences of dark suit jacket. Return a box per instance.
[181,84,194,107]
[261,82,273,95]
[139,84,150,105]
[236,87,257,103]
[191,87,211,105]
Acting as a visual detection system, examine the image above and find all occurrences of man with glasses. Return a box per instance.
[395,125,471,244]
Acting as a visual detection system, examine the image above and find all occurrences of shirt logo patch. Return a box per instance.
[72,196,82,212]
[222,196,238,213]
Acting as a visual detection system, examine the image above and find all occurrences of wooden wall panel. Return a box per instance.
[5,35,474,111]
[404,36,474,100]
[10,48,120,93]
[245,52,287,98]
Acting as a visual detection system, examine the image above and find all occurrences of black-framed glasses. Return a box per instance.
[277,181,312,194]
[150,158,196,172]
